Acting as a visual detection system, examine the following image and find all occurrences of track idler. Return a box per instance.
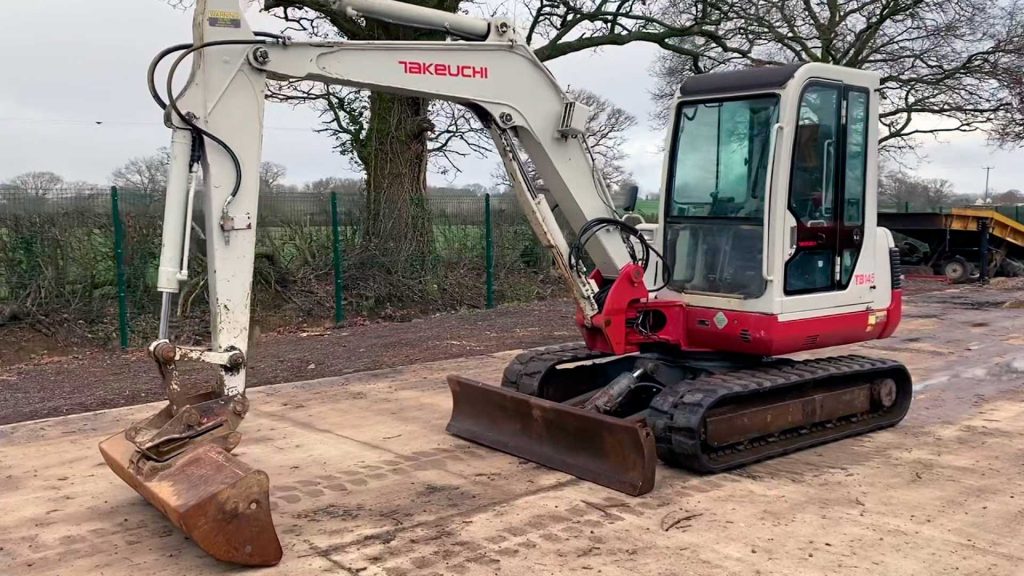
[99,342,282,566]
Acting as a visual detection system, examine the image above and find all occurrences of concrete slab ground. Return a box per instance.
[2,285,1024,575]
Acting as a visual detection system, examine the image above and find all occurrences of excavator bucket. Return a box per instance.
[99,432,282,566]
[446,375,657,496]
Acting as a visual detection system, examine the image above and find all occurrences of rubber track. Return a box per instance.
[648,355,912,473]
[501,342,609,398]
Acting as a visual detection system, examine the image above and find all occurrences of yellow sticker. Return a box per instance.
[866,313,877,332]
[208,9,242,28]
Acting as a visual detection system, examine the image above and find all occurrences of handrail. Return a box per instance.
[762,123,783,282]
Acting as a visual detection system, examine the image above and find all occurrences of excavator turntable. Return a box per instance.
[98,0,913,565]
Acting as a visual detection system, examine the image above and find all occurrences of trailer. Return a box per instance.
[880,207,1024,282]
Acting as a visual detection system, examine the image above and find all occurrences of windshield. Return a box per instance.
[664,95,779,299]
[669,96,780,218]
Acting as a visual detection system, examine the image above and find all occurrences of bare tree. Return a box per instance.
[651,0,1024,155]
[2,171,65,197]
[993,63,1024,145]
[519,0,729,60]
[259,161,288,194]
[63,180,101,192]
[879,169,956,210]
[110,149,169,194]
[992,189,1024,204]
[301,176,364,195]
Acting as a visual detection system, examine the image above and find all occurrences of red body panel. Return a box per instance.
[578,266,902,358]
[576,266,649,353]
[684,290,902,356]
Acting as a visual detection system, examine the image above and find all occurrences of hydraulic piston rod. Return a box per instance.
[156,128,194,295]
[333,0,490,40]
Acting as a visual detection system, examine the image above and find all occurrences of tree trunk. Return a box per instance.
[353,6,453,271]
[359,92,435,268]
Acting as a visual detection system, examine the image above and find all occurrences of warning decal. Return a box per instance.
[208,9,242,28]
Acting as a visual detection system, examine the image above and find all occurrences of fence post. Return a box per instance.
[330,191,345,324]
[110,186,129,349]
[484,193,495,309]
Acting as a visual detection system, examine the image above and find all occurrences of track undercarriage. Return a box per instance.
[447,343,912,493]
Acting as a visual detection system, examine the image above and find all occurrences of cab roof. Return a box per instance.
[679,63,806,98]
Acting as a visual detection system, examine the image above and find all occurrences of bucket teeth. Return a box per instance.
[99,431,282,566]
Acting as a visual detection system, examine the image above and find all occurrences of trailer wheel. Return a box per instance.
[943,257,971,283]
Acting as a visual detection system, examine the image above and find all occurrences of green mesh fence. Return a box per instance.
[0,189,118,337]
[0,188,558,344]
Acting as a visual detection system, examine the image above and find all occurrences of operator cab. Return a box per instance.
[656,62,890,318]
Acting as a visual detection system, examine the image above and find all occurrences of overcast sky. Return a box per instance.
[1,0,1021,197]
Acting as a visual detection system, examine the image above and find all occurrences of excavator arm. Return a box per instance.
[100,0,656,566]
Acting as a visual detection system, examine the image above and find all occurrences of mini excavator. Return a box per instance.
[99,0,912,565]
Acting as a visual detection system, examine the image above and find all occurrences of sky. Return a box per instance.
[0,0,1021,198]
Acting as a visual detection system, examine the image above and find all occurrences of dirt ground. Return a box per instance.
[1,278,1024,575]
[0,299,579,425]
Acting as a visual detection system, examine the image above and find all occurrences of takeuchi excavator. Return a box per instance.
[99,0,912,566]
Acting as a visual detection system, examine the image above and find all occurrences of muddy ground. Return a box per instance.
[2,277,1024,575]
[0,278,1009,425]
[0,299,579,424]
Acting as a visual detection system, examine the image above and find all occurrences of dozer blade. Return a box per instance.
[99,431,282,566]
[446,375,656,496]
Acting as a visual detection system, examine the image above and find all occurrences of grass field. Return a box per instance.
[635,198,660,221]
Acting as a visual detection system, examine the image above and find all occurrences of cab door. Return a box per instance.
[781,82,872,312]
